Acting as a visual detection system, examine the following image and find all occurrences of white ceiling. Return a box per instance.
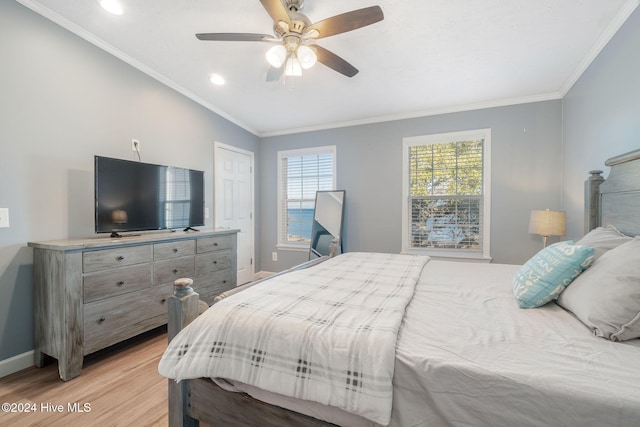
[18,0,639,136]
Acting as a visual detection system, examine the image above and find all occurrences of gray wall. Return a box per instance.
[260,100,563,271]
[562,7,640,240]
[0,1,259,361]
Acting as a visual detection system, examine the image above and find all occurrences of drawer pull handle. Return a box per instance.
[173,248,179,253]
[213,242,218,246]
[173,269,179,274]
[213,261,217,264]
[98,316,106,324]
[116,256,125,262]
[222,280,227,284]
[160,298,167,304]
[117,280,125,287]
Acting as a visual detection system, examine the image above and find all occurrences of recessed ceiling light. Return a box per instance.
[99,0,123,16]
[209,74,225,86]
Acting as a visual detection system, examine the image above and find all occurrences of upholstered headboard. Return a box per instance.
[585,148,640,237]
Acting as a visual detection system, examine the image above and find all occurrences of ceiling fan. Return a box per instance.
[196,0,384,79]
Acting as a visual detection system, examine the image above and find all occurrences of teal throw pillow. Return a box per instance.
[513,241,594,309]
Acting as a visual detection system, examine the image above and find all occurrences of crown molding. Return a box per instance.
[258,92,564,137]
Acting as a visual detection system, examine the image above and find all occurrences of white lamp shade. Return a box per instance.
[266,45,287,68]
[284,55,302,76]
[297,45,317,69]
[529,209,566,236]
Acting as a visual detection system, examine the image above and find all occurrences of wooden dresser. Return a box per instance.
[28,229,238,381]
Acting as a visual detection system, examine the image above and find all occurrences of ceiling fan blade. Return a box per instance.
[196,33,278,42]
[314,45,358,77]
[305,6,384,39]
[259,0,292,27]
[266,66,284,82]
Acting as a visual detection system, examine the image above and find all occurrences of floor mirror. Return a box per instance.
[309,190,345,259]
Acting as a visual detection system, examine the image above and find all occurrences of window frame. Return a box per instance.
[401,129,491,261]
[276,145,337,251]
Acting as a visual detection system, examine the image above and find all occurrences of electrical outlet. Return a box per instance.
[204,208,210,219]
[0,208,9,228]
[131,139,140,152]
[272,251,278,261]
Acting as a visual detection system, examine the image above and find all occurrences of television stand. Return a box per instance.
[183,226,200,232]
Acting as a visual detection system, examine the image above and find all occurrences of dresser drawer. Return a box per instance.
[153,256,195,286]
[195,250,232,276]
[83,264,152,303]
[83,245,152,273]
[154,240,195,261]
[195,269,234,305]
[197,234,233,253]
[83,284,171,354]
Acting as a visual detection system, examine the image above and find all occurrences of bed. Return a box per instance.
[159,149,640,427]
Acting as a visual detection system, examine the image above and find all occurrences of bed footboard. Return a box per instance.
[186,378,335,426]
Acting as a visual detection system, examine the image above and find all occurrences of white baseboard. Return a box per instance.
[0,351,34,378]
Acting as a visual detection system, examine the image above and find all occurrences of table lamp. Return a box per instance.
[529,209,566,248]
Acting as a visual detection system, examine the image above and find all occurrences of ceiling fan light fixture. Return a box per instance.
[99,0,123,15]
[297,45,317,69]
[284,55,302,77]
[196,3,384,79]
[266,45,287,68]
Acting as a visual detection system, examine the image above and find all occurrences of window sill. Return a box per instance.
[401,249,492,263]
[276,243,310,252]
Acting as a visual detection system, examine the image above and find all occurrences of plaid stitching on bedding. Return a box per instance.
[209,341,224,356]
[158,252,429,425]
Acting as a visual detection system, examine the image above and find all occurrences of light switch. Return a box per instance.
[0,208,9,228]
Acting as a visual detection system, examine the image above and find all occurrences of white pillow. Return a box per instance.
[576,225,632,260]
[557,237,640,341]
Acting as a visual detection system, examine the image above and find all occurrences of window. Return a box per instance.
[278,146,336,249]
[402,129,491,260]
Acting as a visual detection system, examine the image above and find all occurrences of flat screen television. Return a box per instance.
[95,156,205,236]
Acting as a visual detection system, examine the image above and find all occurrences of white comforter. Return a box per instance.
[158,252,429,425]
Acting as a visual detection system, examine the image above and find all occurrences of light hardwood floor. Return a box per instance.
[0,327,169,427]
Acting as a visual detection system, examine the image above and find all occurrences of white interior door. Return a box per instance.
[214,142,254,285]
